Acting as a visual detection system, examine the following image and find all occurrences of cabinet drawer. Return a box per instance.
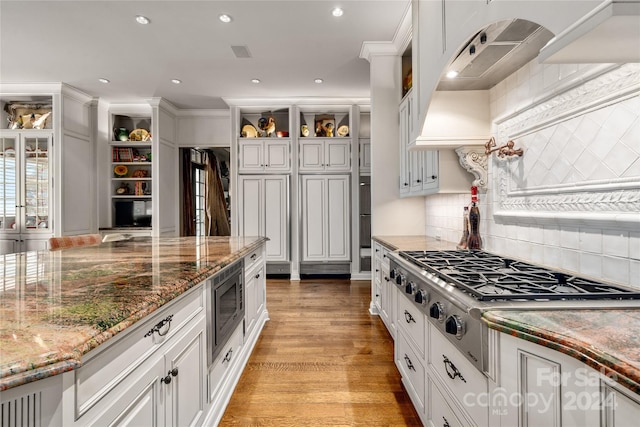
[396,292,425,357]
[208,322,244,401]
[244,247,263,275]
[428,376,466,427]
[396,329,425,414]
[74,284,205,417]
[429,323,488,425]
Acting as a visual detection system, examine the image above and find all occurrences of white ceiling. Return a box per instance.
[0,0,410,109]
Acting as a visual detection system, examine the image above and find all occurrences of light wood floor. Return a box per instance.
[219,278,422,426]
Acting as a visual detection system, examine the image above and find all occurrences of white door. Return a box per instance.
[398,98,410,194]
[325,140,351,171]
[238,141,264,172]
[301,175,350,261]
[422,150,439,191]
[264,140,290,171]
[326,176,349,259]
[263,176,288,261]
[301,176,326,260]
[238,175,289,262]
[238,177,263,238]
[409,150,423,193]
[299,141,324,171]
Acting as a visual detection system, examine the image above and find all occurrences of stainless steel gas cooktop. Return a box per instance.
[397,250,640,302]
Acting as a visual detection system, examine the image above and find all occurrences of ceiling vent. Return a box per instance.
[438,19,554,90]
[231,45,252,59]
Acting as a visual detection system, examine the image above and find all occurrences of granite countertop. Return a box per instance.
[372,235,457,251]
[483,310,640,395]
[0,235,267,391]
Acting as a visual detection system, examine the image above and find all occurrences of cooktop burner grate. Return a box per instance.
[398,250,640,302]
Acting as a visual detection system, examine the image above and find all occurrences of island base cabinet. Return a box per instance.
[0,374,63,427]
[72,315,207,427]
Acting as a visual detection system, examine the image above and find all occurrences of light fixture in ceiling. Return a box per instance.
[171,79,182,84]
[98,78,110,84]
[332,8,344,17]
[314,78,324,84]
[446,70,459,79]
[135,15,150,25]
[251,78,261,84]
[219,14,232,23]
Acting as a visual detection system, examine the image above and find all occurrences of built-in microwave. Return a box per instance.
[206,260,244,366]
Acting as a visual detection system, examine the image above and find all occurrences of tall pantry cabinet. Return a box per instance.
[230,103,368,279]
[0,84,96,254]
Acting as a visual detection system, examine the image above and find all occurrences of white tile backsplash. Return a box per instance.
[560,226,579,250]
[580,252,602,278]
[424,61,639,289]
[602,256,630,285]
[579,229,602,254]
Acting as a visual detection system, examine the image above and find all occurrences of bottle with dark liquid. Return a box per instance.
[467,186,482,250]
[457,206,469,250]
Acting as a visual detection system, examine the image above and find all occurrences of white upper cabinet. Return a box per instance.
[238,139,291,173]
[299,139,351,172]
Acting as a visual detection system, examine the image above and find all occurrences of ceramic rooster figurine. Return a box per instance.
[265,117,276,137]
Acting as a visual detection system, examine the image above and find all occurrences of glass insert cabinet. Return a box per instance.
[0,131,52,252]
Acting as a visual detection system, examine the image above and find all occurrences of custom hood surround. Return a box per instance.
[491,62,640,230]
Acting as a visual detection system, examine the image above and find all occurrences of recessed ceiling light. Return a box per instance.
[98,78,110,84]
[446,70,459,79]
[219,14,232,23]
[314,78,324,84]
[251,78,261,84]
[171,79,182,84]
[332,8,344,17]
[135,15,150,25]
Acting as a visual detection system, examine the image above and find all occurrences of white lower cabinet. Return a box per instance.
[428,376,466,427]
[244,247,266,339]
[396,328,426,417]
[301,174,350,261]
[497,332,640,427]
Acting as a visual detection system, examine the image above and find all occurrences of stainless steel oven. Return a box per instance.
[207,260,244,365]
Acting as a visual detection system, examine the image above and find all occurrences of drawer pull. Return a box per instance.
[223,348,233,363]
[443,355,466,383]
[160,368,178,384]
[250,253,257,260]
[443,416,450,427]
[144,314,174,338]
[404,310,416,324]
[404,354,416,371]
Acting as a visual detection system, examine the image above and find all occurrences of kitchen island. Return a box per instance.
[0,235,268,426]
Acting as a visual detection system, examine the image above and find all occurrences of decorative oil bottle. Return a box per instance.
[467,186,482,250]
[456,206,469,250]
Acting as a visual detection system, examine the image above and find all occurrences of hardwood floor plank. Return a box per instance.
[219,278,422,426]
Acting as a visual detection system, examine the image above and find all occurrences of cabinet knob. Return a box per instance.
[160,368,178,384]
[431,175,437,180]
[417,180,421,183]
[255,273,260,279]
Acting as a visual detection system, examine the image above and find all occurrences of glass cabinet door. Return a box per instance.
[23,136,50,231]
[0,136,17,232]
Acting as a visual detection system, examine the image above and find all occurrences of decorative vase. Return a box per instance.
[115,127,129,141]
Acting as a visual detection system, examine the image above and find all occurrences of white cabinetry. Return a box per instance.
[359,138,371,174]
[243,246,266,338]
[238,139,291,173]
[395,289,427,422]
[399,91,441,198]
[301,175,350,262]
[238,175,289,262]
[372,241,396,338]
[0,131,52,253]
[497,332,639,427]
[299,139,351,172]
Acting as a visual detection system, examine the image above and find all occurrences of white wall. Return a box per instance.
[369,53,426,236]
[425,61,640,289]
